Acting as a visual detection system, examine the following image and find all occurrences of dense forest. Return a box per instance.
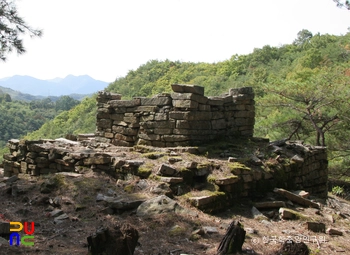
[0,94,80,157]
[2,30,350,178]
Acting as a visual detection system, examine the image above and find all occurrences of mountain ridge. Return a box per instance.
[0,75,109,97]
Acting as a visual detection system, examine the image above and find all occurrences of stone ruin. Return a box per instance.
[95,84,255,147]
[1,84,329,212]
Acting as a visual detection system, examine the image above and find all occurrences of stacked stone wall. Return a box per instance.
[2,139,328,199]
[95,84,255,147]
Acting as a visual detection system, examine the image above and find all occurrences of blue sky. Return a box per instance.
[1,0,349,83]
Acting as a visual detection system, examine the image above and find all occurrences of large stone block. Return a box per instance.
[155,113,168,121]
[83,154,112,165]
[208,97,224,106]
[110,113,125,121]
[115,133,135,142]
[138,133,161,141]
[173,99,198,109]
[112,126,138,136]
[141,120,175,129]
[171,93,208,104]
[134,106,159,112]
[154,128,173,135]
[109,99,141,108]
[97,119,112,129]
[162,135,189,142]
[140,96,172,106]
[171,84,204,96]
[211,119,227,130]
[169,111,190,120]
[176,120,211,130]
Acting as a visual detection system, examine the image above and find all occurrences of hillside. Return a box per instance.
[0,95,82,159]
[21,30,350,179]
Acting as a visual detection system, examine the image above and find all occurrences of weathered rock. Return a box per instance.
[184,161,198,169]
[171,84,205,96]
[202,226,219,234]
[274,188,320,209]
[215,176,239,185]
[279,208,298,220]
[54,213,69,224]
[96,194,146,211]
[136,195,183,217]
[292,190,309,198]
[326,228,343,235]
[159,176,183,183]
[306,222,325,233]
[150,183,173,197]
[157,164,177,176]
[49,209,64,217]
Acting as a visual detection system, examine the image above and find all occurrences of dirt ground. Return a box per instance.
[1,161,350,255]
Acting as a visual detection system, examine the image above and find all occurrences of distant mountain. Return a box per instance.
[0,75,109,97]
[0,85,93,102]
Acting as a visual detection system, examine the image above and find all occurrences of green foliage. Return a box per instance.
[0,95,85,150]
[332,186,345,197]
[25,95,96,140]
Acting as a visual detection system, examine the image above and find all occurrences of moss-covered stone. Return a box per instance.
[228,162,251,175]
[136,163,153,178]
[142,152,166,159]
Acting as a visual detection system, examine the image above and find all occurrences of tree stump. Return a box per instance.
[87,223,139,255]
[217,220,246,255]
[273,240,309,255]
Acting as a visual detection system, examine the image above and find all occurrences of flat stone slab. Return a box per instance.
[171,84,205,96]
[326,228,343,235]
[255,201,286,209]
[96,194,147,210]
[189,195,216,207]
[159,177,183,183]
[274,188,319,209]
[55,172,82,178]
[215,176,239,185]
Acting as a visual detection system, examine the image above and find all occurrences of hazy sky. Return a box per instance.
[1,0,350,83]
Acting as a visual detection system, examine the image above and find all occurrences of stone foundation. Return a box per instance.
[2,138,328,201]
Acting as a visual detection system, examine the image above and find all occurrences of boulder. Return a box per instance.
[136,195,183,217]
